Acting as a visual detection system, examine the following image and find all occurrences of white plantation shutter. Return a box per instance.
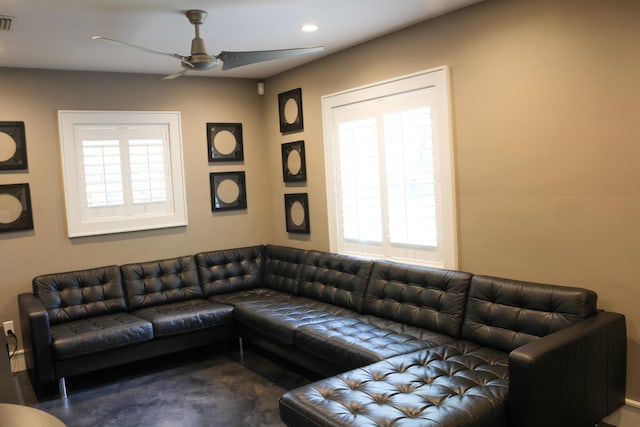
[323,67,457,268]
[383,107,437,248]
[59,111,187,237]
[337,118,382,243]
[130,140,166,204]
[76,126,173,219]
[125,129,173,216]
[81,137,123,208]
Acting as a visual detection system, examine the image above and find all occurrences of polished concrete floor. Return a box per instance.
[16,346,638,427]
[600,405,640,427]
[17,345,315,427]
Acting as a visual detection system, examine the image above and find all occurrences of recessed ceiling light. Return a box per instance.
[301,24,318,33]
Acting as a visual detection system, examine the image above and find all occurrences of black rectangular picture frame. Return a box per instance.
[0,121,28,170]
[278,88,303,134]
[284,192,310,234]
[207,123,244,162]
[0,183,34,233]
[210,171,247,212]
[281,140,307,182]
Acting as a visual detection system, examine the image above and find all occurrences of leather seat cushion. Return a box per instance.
[207,288,295,305]
[234,298,359,345]
[280,341,509,427]
[263,245,308,294]
[33,265,127,325]
[363,260,472,337]
[295,315,456,370]
[297,250,373,313]
[462,275,598,353]
[121,256,203,310]
[196,245,264,297]
[132,298,234,337]
[51,313,153,360]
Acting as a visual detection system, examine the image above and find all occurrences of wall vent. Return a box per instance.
[0,16,13,31]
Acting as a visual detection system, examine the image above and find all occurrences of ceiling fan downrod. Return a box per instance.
[184,9,216,70]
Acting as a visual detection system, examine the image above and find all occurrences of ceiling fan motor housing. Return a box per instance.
[189,37,217,69]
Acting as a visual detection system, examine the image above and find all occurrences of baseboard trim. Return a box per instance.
[10,349,25,373]
[625,398,640,410]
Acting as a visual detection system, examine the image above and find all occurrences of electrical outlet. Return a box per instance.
[3,320,14,336]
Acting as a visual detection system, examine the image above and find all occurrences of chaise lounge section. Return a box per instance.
[18,244,626,426]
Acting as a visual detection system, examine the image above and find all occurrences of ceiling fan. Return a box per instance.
[93,9,325,79]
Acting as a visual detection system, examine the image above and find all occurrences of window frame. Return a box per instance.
[58,110,188,238]
[322,67,458,268]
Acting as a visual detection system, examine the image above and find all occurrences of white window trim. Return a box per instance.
[58,110,188,237]
[322,66,458,269]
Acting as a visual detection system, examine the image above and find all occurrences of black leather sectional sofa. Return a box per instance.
[18,244,626,427]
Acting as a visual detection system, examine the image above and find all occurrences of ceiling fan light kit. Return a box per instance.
[92,9,324,80]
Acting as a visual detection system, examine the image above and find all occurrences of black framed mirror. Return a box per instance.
[278,88,303,133]
[0,122,28,170]
[0,183,34,233]
[207,123,244,162]
[284,192,310,234]
[281,140,306,182]
[210,171,247,211]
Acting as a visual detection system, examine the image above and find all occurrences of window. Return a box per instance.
[58,111,188,237]
[322,67,457,268]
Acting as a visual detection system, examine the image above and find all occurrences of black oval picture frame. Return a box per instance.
[284,192,310,234]
[278,88,303,134]
[0,122,28,170]
[281,140,306,182]
[0,183,34,233]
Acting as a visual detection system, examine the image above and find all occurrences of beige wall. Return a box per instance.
[263,0,640,400]
[2,0,639,402]
[0,70,271,345]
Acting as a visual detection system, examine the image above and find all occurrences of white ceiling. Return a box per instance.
[0,0,481,79]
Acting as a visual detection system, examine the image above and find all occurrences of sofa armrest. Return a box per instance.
[18,293,55,387]
[509,311,626,427]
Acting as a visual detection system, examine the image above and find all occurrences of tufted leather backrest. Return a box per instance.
[462,275,598,353]
[363,261,472,337]
[196,246,264,297]
[263,245,307,294]
[121,256,202,310]
[297,250,373,312]
[32,265,126,325]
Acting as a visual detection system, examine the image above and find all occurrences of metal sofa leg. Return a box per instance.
[58,377,68,399]
[239,336,244,355]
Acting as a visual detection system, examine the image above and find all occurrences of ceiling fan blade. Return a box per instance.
[92,36,194,68]
[219,46,325,71]
[162,69,188,80]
